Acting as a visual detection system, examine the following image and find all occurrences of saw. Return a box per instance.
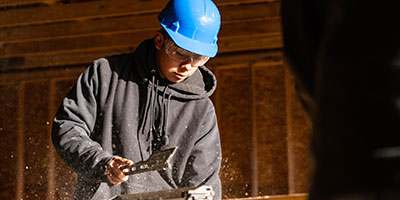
[120,147,177,175]
[110,186,214,200]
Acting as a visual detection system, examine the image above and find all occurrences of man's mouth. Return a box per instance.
[174,73,187,78]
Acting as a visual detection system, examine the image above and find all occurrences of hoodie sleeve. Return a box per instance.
[51,60,113,181]
[181,104,222,199]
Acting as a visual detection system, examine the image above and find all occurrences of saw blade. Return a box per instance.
[121,147,177,175]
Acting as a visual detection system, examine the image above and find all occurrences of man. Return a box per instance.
[51,0,222,199]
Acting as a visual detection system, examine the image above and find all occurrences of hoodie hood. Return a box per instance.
[134,39,217,100]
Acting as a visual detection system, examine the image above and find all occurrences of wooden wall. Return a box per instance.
[0,0,311,199]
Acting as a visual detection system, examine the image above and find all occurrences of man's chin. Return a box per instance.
[167,75,186,83]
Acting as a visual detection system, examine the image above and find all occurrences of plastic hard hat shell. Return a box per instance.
[158,0,221,57]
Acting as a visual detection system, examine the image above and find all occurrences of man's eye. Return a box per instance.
[175,51,186,58]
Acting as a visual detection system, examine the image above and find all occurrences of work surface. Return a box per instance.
[228,194,307,200]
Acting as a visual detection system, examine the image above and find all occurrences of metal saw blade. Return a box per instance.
[121,147,177,175]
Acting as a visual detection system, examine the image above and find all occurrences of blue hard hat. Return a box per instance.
[158,0,221,58]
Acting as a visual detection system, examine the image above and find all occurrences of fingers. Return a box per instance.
[106,156,135,185]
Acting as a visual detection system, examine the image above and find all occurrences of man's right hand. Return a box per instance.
[105,156,135,185]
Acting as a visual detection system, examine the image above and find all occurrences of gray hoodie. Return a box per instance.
[52,39,222,200]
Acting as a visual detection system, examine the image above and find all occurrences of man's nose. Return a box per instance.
[179,62,193,72]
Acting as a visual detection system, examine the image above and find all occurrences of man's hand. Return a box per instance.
[105,156,134,185]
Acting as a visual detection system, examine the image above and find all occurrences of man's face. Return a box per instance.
[154,32,208,83]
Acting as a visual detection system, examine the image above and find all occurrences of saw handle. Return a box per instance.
[120,161,147,175]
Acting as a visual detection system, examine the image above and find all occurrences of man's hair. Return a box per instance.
[159,28,171,41]
[159,28,174,47]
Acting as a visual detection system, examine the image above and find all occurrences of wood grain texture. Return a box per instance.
[53,78,79,200]
[253,63,288,195]
[23,80,50,200]
[284,68,311,194]
[0,22,281,57]
[0,1,280,42]
[0,0,278,28]
[0,0,57,8]
[0,84,19,199]
[218,65,253,198]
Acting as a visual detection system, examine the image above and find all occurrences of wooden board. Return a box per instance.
[0,2,280,42]
[0,0,279,27]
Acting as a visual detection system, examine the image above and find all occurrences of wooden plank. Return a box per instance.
[219,33,282,52]
[0,66,83,84]
[221,1,280,23]
[0,22,281,68]
[229,194,307,200]
[211,51,282,68]
[220,18,281,37]
[0,50,281,83]
[0,0,163,28]
[0,47,132,71]
[284,67,311,193]
[0,47,282,74]
[0,53,282,87]
[0,13,159,43]
[218,64,252,198]
[0,32,282,72]
[253,62,289,195]
[23,80,50,200]
[16,82,24,200]
[0,0,279,8]
[52,79,79,200]
[0,29,156,56]
[0,1,280,42]
[0,18,281,57]
[250,61,259,196]
[0,84,19,200]
[0,0,57,8]
[0,0,278,28]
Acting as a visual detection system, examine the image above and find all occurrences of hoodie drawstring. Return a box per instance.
[160,86,171,146]
[144,72,172,152]
[162,93,172,146]
[148,75,159,141]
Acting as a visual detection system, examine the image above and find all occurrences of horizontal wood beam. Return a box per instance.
[0,0,163,28]
[220,33,282,52]
[0,0,57,8]
[0,1,280,42]
[0,49,283,82]
[0,29,156,57]
[0,64,84,84]
[0,33,282,71]
[0,0,279,28]
[0,17,281,56]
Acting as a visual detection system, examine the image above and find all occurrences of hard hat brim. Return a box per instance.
[161,25,218,58]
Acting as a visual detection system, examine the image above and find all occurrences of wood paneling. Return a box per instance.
[0,52,311,199]
[285,68,310,194]
[0,31,282,71]
[0,0,163,28]
[23,80,50,200]
[53,79,79,200]
[0,0,278,28]
[0,0,57,8]
[0,2,279,42]
[0,0,282,71]
[253,63,288,195]
[0,24,280,58]
[0,0,312,199]
[0,84,19,199]
[218,65,252,198]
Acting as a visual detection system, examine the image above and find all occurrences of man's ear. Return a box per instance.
[154,32,163,50]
